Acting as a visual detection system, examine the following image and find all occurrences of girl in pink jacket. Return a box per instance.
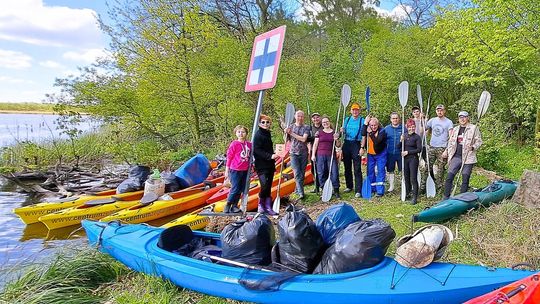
[224,125,252,213]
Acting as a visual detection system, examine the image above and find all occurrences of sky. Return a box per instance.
[0,0,406,103]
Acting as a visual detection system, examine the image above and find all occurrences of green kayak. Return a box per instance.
[413,180,518,223]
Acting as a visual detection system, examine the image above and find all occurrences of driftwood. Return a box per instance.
[513,170,540,208]
[1,163,128,200]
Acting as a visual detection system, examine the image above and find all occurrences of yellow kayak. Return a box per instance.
[38,186,213,230]
[100,185,223,224]
[162,167,307,230]
[13,189,143,225]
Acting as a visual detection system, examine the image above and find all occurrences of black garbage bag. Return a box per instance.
[221,215,275,266]
[316,202,361,246]
[161,171,182,192]
[313,219,396,274]
[116,165,151,194]
[277,205,324,273]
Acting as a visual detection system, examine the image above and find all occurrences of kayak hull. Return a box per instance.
[464,272,540,304]
[82,220,535,304]
[414,180,518,223]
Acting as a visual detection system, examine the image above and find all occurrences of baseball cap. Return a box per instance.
[435,104,445,110]
[458,111,469,117]
[311,112,321,118]
[351,103,360,110]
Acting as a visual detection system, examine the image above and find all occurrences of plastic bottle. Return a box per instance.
[144,169,165,197]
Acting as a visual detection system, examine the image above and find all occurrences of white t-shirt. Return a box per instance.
[426,117,453,148]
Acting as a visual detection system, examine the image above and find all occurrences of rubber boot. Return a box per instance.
[257,198,265,213]
[264,197,278,216]
[224,202,232,213]
[333,188,340,199]
[387,173,395,192]
[229,203,241,213]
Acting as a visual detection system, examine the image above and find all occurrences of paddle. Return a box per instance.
[424,90,436,198]
[416,85,423,190]
[361,86,372,199]
[322,84,350,202]
[398,81,409,202]
[451,91,491,196]
[272,102,295,213]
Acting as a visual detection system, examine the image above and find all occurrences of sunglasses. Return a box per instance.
[260,120,271,125]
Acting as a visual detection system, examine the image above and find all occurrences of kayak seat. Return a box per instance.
[452,192,479,202]
[158,225,194,252]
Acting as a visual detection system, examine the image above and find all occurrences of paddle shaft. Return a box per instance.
[199,253,273,272]
[242,90,265,213]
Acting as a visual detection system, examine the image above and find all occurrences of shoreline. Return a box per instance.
[0,110,56,114]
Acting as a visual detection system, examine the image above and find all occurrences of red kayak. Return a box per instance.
[464,272,540,304]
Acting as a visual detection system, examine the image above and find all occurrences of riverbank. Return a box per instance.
[0,102,55,114]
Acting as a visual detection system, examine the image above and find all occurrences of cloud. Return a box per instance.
[0,49,32,69]
[63,48,110,64]
[0,0,102,48]
[0,75,34,84]
[39,60,63,69]
[295,2,410,22]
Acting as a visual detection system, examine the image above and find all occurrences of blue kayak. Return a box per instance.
[82,220,535,304]
[414,180,518,223]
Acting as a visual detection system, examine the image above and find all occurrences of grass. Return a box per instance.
[0,102,55,113]
[2,147,539,303]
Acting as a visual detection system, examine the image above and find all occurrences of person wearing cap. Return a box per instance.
[442,111,483,199]
[425,104,453,192]
[340,102,365,198]
[286,110,310,200]
[307,112,323,193]
[384,112,404,192]
[401,119,422,204]
[362,115,387,196]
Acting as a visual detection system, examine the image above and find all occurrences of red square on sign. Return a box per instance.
[245,25,286,92]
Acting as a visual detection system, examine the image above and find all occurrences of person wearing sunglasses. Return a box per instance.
[253,115,279,215]
[362,115,388,197]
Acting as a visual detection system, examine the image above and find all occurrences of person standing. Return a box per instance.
[442,111,483,199]
[340,103,365,198]
[362,116,387,197]
[384,112,403,192]
[311,116,341,199]
[253,115,279,215]
[401,119,422,204]
[286,110,310,200]
[412,106,428,193]
[307,112,323,193]
[224,125,252,213]
[425,104,453,191]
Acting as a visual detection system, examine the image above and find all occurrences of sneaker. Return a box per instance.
[376,193,384,198]
[343,188,352,193]
[355,193,361,198]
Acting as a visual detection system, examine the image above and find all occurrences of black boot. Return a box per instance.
[333,188,340,199]
[410,195,417,205]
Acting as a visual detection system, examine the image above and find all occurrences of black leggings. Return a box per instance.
[404,155,419,197]
[257,168,275,198]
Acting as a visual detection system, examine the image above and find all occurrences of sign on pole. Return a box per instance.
[245,25,286,92]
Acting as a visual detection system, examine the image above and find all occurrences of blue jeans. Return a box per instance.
[316,154,339,189]
[290,153,308,196]
[227,169,248,204]
[367,149,387,195]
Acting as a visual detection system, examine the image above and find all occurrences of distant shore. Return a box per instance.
[0,110,56,114]
[0,102,56,114]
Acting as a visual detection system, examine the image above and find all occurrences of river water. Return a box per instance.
[0,113,99,288]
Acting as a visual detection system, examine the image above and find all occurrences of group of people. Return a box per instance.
[222,101,483,213]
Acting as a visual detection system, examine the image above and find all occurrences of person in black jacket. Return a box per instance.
[401,119,422,204]
[362,116,387,196]
[253,114,279,215]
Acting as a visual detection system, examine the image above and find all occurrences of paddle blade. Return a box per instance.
[365,86,371,113]
[426,175,436,198]
[321,179,333,202]
[417,170,421,190]
[477,91,491,120]
[341,84,351,107]
[285,102,295,125]
[401,178,406,201]
[272,196,280,213]
[361,178,371,199]
[417,84,423,110]
[398,81,409,108]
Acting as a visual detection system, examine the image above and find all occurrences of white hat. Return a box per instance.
[458,111,469,117]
